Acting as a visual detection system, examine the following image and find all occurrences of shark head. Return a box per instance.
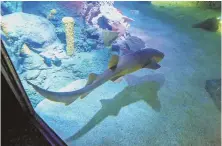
[144,48,164,61]
[150,50,164,63]
[138,48,164,70]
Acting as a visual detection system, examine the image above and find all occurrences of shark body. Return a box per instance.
[27,48,164,105]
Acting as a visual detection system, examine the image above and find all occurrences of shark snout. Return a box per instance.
[153,52,164,63]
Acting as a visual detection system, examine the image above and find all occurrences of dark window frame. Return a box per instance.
[1,40,67,146]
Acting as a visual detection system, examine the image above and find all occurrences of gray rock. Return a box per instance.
[52,57,62,66]
[125,36,145,51]
[111,36,145,56]
[22,52,45,70]
[25,70,41,80]
[2,12,65,70]
[111,38,127,55]
[1,12,65,70]
[2,12,64,52]
[205,79,221,111]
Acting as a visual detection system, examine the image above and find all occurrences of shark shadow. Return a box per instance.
[65,73,165,143]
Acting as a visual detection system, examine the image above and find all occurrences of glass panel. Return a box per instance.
[1,1,221,145]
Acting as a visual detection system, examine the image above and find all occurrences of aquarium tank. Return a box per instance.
[1,1,221,145]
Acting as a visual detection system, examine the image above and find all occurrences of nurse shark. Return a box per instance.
[27,48,164,105]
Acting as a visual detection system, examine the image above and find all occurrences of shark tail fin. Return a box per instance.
[80,73,98,99]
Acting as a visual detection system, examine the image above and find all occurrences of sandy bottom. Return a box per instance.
[35,3,221,146]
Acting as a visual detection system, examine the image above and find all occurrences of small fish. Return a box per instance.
[27,48,164,105]
[192,17,220,32]
[130,10,139,15]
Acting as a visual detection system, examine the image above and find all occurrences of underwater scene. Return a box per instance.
[1,1,221,145]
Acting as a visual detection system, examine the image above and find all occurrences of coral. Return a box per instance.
[59,2,86,16]
[47,9,57,20]
[102,30,119,46]
[50,9,57,15]
[62,17,75,56]
[83,3,94,19]
[97,16,112,30]
[99,4,123,22]
[86,39,97,50]
[85,26,100,39]
[99,1,114,7]
[110,22,127,37]
[87,7,100,25]
[1,1,23,15]
[122,16,134,23]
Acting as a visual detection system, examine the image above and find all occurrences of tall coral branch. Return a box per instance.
[62,17,75,56]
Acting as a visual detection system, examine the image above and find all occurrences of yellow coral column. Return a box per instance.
[62,17,75,56]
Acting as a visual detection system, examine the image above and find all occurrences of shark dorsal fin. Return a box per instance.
[85,73,98,86]
[80,73,98,99]
[108,54,119,70]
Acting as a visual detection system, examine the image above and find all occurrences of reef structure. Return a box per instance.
[62,17,75,56]
[47,9,57,20]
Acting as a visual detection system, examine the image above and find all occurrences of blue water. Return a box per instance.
[1,1,221,146]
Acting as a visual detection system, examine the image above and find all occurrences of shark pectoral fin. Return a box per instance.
[110,75,123,82]
[114,77,124,83]
[65,101,73,106]
[65,98,77,106]
[80,92,90,99]
[85,73,98,86]
[80,73,98,99]
[108,54,119,70]
[145,60,161,70]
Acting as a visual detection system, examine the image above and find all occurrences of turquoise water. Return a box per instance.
[1,1,221,146]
